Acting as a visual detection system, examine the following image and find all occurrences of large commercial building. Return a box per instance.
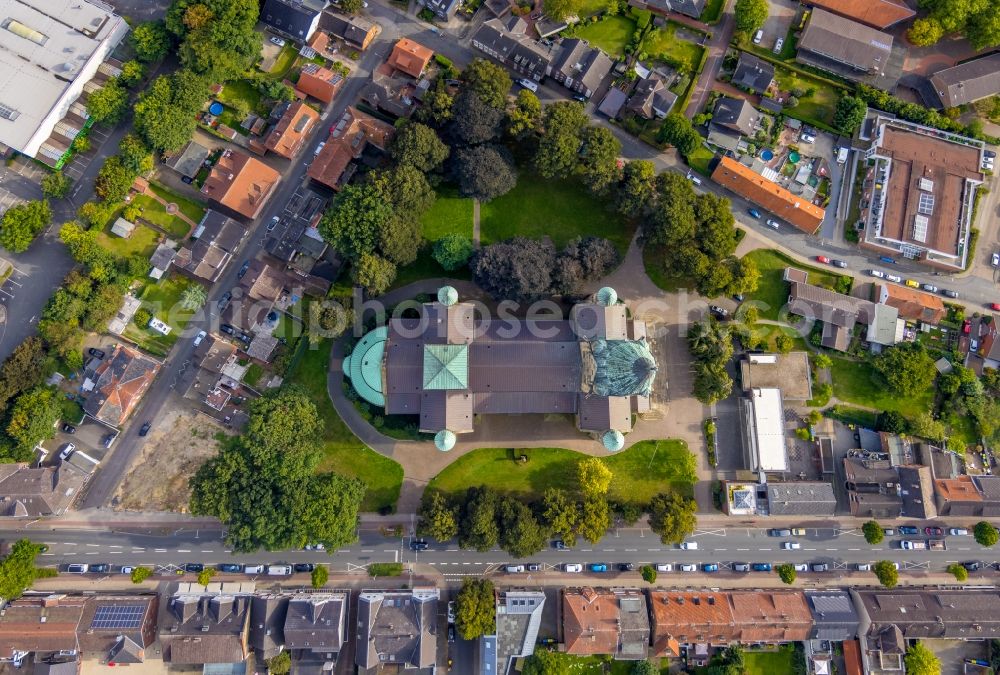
[740,387,788,474]
[344,286,658,450]
[860,116,985,271]
[795,9,900,89]
[0,0,129,166]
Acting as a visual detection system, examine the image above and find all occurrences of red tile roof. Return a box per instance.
[307,107,395,190]
[648,591,736,656]
[386,38,433,78]
[804,0,915,28]
[297,64,345,104]
[712,156,825,233]
[83,344,160,427]
[201,149,281,220]
[264,101,320,159]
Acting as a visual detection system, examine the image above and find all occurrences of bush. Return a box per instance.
[368,562,403,577]
[640,565,657,583]
[975,521,999,547]
[947,563,968,581]
[134,308,152,327]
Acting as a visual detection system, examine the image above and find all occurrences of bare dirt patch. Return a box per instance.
[113,409,231,512]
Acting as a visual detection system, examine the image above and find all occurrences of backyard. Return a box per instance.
[130,182,207,240]
[122,275,204,355]
[645,22,706,75]
[773,64,844,128]
[97,220,159,258]
[828,355,935,420]
[741,248,848,320]
[426,440,696,505]
[574,15,636,57]
[480,177,635,255]
[390,188,476,289]
[287,339,403,512]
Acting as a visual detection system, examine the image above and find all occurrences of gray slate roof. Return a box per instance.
[260,0,325,41]
[732,53,774,93]
[929,53,1000,108]
[355,589,438,670]
[765,482,837,516]
[551,39,613,95]
[165,141,210,179]
[711,96,759,135]
[805,591,859,641]
[798,9,893,74]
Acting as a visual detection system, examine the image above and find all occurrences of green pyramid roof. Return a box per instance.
[423,344,469,390]
[589,338,657,398]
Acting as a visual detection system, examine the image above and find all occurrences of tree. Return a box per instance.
[340,0,364,12]
[774,332,793,353]
[905,642,941,675]
[471,237,555,302]
[499,498,546,557]
[735,0,768,38]
[863,520,885,545]
[975,521,999,547]
[311,564,329,588]
[94,156,135,202]
[119,134,154,175]
[197,568,217,586]
[578,126,622,195]
[578,457,613,495]
[416,84,454,126]
[873,342,936,396]
[455,578,496,640]
[656,113,701,156]
[812,352,832,369]
[632,661,657,675]
[0,200,51,253]
[876,410,908,434]
[134,71,209,153]
[947,563,969,581]
[907,17,944,45]
[639,565,657,584]
[461,59,512,109]
[508,89,542,137]
[873,560,899,588]
[910,411,947,442]
[391,123,449,172]
[648,492,697,544]
[41,171,72,199]
[454,144,518,201]
[433,234,474,271]
[87,79,130,125]
[553,236,620,294]
[543,0,584,20]
[0,337,49,412]
[119,60,146,88]
[834,96,867,134]
[352,252,396,296]
[131,566,153,583]
[542,488,578,547]
[578,494,612,543]
[6,386,61,451]
[320,183,392,262]
[0,540,47,601]
[450,91,505,145]
[131,20,172,62]
[459,487,501,551]
[180,284,207,311]
[167,0,262,81]
[535,101,588,178]
[419,490,460,542]
[776,563,797,584]
[268,651,291,675]
[616,160,656,217]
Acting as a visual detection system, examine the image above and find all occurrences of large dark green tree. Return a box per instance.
[535,101,588,179]
[131,20,172,62]
[134,70,210,153]
[647,492,697,544]
[656,114,701,157]
[166,0,261,81]
[455,578,496,640]
[0,200,51,253]
[873,342,937,396]
[459,486,501,551]
[391,122,449,172]
[460,58,512,109]
[578,126,622,196]
[454,144,517,201]
[87,79,130,125]
[450,91,505,145]
[834,96,867,134]
[0,540,48,601]
[499,498,546,557]
[734,0,768,33]
[615,160,656,217]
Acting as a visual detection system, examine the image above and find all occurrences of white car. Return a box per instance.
[773,37,784,53]
[193,330,206,346]
[121,566,135,575]
[886,274,902,283]
[869,269,886,278]
[564,563,582,573]
[679,541,698,550]
[267,216,279,232]
[766,218,780,229]
[948,528,969,536]
[314,142,326,156]
[856,563,871,571]
[59,443,76,461]
[655,563,673,572]
[800,133,816,143]
[679,563,697,572]
[269,36,286,47]
[753,29,763,44]
[782,542,801,550]
[992,252,1000,267]
[793,563,808,572]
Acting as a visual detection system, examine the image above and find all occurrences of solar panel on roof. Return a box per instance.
[92,605,144,630]
[913,214,929,243]
[917,193,935,215]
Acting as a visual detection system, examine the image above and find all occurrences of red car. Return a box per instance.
[816,256,831,264]
[925,526,943,536]
[963,320,971,335]
[991,303,1000,311]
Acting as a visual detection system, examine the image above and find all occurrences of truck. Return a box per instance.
[900,540,927,550]
[836,147,849,164]
[928,539,947,551]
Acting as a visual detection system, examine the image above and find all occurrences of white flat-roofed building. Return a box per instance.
[740,387,789,474]
[0,0,128,163]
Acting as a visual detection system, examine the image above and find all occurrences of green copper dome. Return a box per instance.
[437,285,459,306]
[596,287,618,306]
[602,429,625,451]
[589,338,657,398]
[435,429,457,451]
[343,326,387,406]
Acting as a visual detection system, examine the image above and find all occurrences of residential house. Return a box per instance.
[265,222,332,276]
[974,314,1000,366]
[308,107,395,191]
[732,53,774,94]
[898,465,937,519]
[260,0,327,43]
[471,17,556,83]
[0,464,85,517]
[148,242,176,280]
[419,0,461,21]
[796,10,898,88]
[805,590,860,641]
[708,97,760,151]
[319,11,378,50]
[624,76,677,119]
[201,149,281,221]
[713,159,825,233]
[865,303,902,349]
[195,335,239,377]
[158,584,253,666]
[360,64,424,118]
[800,0,914,29]
[164,140,210,181]
[224,258,289,334]
[729,591,813,643]
[249,595,288,662]
[297,63,345,104]
[492,591,545,674]
[387,39,433,79]
[355,588,439,670]
[853,589,1000,642]
[264,101,321,159]
[934,474,1000,517]
[648,591,736,658]
[928,53,1000,109]
[873,283,945,324]
[739,352,813,402]
[78,595,159,665]
[107,295,142,335]
[550,39,613,99]
[0,595,87,659]
[787,280,875,351]
[598,88,629,119]
[82,344,161,428]
[859,116,983,272]
[175,210,248,283]
[764,482,837,516]
[627,0,707,20]
[563,588,649,660]
[844,457,934,519]
[283,592,348,663]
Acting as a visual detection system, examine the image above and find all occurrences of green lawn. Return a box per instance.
[149,182,207,225]
[687,145,715,176]
[267,43,300,79]
[829,356,935,420]
[744,650,798,675]
[479,177,635,256]
[217,80,266,115]
[576,0,611,17]
[287,339,403,512]
[699,0,725,23]
[427,440,696,505]
[122,276,203,355]
[97,221,159,258]
[130,183,206,240]
[741,249,847,320]
[646,23,705,74]
[575,15,637,58]
[773,65,842,127]
[420,186,474,241]
[390,252,472,290]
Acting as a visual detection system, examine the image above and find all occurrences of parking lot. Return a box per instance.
[38,415,116,469]
[64,125,112,186]
[0,156,45,216]
[758,0,799,51]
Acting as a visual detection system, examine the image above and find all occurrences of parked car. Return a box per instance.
[831,259,847,268]
[679,563,697,572]
[88,347,106,359]
[528,563,541,572]
[184,563,204,573]
[293,563,315,573]
[193,330,207,346]
[66,564,89,574]
[879,256,896,264]
[589,563,608,573]
[138,421,152,436]
[949,528,969,536]
[59,443,76,461]
[656,563,673,572]
[120,566,134,575]
[313,142,326,157]
[244,564,265,574]
[409,539,429,551]
[991,303,1000,311]
[769,529,792,537]
[943,289,959,299]
[856,563,871,571]
[268,216,279,232]
[753,29,763,43]
[269,36,285,46]
[747,208,762,219]
[886,274,902,283]
[702,563,719,572]
[553,540,569,550]
[773,37,784,53]
[517,78,539,92]
[791,528,807,536]
[782,542,801,550]
[447,601,456,624]
[765,218,780,229]
[733,562,750,572]
[91,564,111,574]
[869,269,886,278]
[905,279,920,288]
[922,284,939,293]
[218,291,233,311]
[793,563,808,572]
[238,260,250,279]
[800,133,816,144]
[572,94,587,103]
[986,150,997,159]
[679,542,698,550]
[506,564,525,573]
[617,563,635,571]
[924,526,943,536]
[220,324,236,336]
[751,563,772,572]
[812,563,829,572]
[218,563,242,573]
[62,423,76,434]
[882,527,896,536]
[898,526,919,535]
[448,626,456,643]
[815,256,830,264]
[708,305,729,319]
[102,433,116,449]
[564,563,582,572]
[267,565,292,576]
[963,561,981,572]
[992,252,1000,267]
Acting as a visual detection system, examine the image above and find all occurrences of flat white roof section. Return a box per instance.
[0,0,127,156]
[745,387,789,473]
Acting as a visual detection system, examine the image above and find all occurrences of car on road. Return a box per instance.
[88,347,106,359]
[447,601,456,624]
[564,563,582,573]
[218,563,242,573]
[506,564,525,573]
[268,216,279,232]
[702,563,719,572]
[220,324,236,336]
[59,443,76,461]
[120,566,134,575]
[679,542,698,550]
[883,528,896,536]
[816,256,830,264]
[869,269,886,278]
[184,563,204,573]
[314,142,326,157]
[886,274,902,283]
[943,289,959,299]
[831,259,847,268]
[733,562,750,572]
[856,563,871,571]
[708,305,729,319]
[410,539,429,551]
[138,421,152,436]
[218,291,232,311]
[293,563,314,573]
[993,252,1000,267]
[62,423,76,434]
[589,563,608,573]
[898,526,919,535]
[448,626,456,643]
[922,284,938,293]
[193,330,207,346]
[765,218,780,229]
[782,542,801,550]
[991,303,1000,311]
[617,563,635,571]
[90,564,111,574]
[751,563,772,572]
[66,564,89,574]
[879,256,896,264]
[773,37,784,53]
[267,565,292,576]
[553,540,569,550]
[812,563,829,572]
[238,260,250,279]
[963,561,981,572]
[748,208,761,219]
[925,526,943,536]
[768,529,792,537]
[244,564,264,574]
[791,528,807,536]
[572,94,587,103]
[528,563,541,571]
[656,563,673,572]
[679,563,697,572]
[905,279,920,288]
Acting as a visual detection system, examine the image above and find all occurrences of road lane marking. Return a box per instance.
[200,550,213,553]
[155,549,167,552]
[178,549,191,553]
[86,544,99,547]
